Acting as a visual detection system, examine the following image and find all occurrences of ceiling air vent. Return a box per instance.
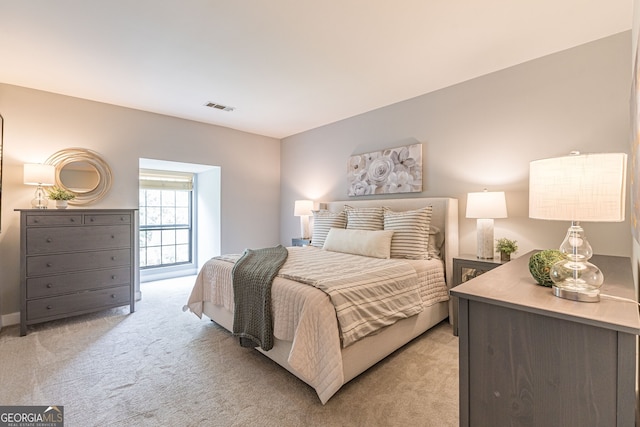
[205,101,235,112]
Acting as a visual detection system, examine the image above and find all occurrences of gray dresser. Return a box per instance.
[451,251,640,427]
[17,209,137,336]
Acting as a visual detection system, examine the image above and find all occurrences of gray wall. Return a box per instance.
[0,31,633,324]
[0,84,281,321]
[281,32,632,260]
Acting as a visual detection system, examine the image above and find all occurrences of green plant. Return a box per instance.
[47,186,76,201]
[495,237,518,255]
[528,249,564,287]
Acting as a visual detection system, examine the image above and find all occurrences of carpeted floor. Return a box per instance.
[0,276,459,426]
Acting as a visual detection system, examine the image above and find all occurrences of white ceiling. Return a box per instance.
[0,1,632,139]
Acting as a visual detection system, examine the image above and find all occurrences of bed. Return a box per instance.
[185,197,459,403]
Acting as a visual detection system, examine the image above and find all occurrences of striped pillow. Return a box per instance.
[383,206,433,260]
[311,210,347,248]
[427,225,443,259]
[345,205,384,230]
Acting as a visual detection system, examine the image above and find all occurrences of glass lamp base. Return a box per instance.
[550,259,603,303]
[552,285,600,302]
[549,222,603,303]
[31,198,48,209]
[30,185,49,209]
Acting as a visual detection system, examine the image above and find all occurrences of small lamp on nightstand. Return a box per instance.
[23,163,56,209]
[466,189,508,259]
[294,200,313,239]
[529,151,627,302]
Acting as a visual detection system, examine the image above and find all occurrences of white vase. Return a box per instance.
[55,200,68,209]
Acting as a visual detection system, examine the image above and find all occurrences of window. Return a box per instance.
[139,170,194,269]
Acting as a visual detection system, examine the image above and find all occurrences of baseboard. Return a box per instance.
[1,312,20,328]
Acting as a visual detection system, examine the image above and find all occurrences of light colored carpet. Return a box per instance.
[0,276,459,426]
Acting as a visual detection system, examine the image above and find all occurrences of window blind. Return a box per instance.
[139,169,194,191]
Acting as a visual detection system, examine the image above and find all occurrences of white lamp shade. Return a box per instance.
[294,200,314,216]
[529,152,627,222]
[466,191,507,219]
[23,163,55,186]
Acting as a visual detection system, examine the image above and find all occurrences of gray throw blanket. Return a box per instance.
[232,245,288,351]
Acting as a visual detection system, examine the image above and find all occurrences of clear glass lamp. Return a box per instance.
[23,163,56,209]
[529,152,627,302]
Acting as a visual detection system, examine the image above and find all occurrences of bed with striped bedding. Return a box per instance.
[185,197,459,403]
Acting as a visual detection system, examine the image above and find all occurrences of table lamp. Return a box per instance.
[529,151,627,302]
[24,163,56,209]
[466,189,507,259]
[294,200,313,239]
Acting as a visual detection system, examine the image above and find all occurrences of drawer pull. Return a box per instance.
[46,305,52,310]
[90,217,95,222]
[111,235,115,239]
[111,294,116,298]
[33,219,39,223]
[46,283,53,288]
[46,238,53,243]
[69,218,75,223]
[111,256,116,261]
[46,263,52,268]
[111,275,116,280]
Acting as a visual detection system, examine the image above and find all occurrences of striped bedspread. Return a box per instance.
[186,246,448,403]
[278,247,423,347]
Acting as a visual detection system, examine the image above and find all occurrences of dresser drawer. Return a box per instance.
[27,248,131,276]
[26,285,131,322]
[84,214,132,225]
[26,214,83,226]
[26,267,131,298]
[27,225,131,254]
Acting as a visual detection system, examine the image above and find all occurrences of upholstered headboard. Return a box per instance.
[319,198,459,288]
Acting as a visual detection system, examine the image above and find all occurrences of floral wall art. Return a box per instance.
[348,143,422,196]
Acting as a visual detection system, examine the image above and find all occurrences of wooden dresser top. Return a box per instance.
[450,250,640,335]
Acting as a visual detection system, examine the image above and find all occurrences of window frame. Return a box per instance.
[139,171,198,282]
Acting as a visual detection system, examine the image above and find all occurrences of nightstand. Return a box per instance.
[451,252,639,426]
[451,254,505,336]
[291,238,311,247]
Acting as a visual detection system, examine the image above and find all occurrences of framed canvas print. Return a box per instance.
[348,143,422,197]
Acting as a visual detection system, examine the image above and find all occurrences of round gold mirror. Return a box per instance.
[59,161,100,193]
[45,148,112,205]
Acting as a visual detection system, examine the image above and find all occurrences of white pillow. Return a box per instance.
[323,228,394,259]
